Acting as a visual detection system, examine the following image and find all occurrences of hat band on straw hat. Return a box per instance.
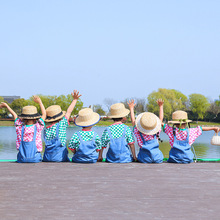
[169,118,192,128]
[19,113,40,118]
[46,111,63,120]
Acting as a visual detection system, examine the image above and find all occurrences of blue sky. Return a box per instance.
[0,0,219,108]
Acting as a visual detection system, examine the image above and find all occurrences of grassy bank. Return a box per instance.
[96,121,220,127]
[0,120,220,127]
[0,121,15,126]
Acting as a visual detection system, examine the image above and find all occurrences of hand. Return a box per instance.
[70,148,76,154]
[127,99,136,109]
[0,102,8,108]
[133,157,138,162]
[156,99,164,107]
[214,127,220,133]
[72,90,82,100]
[97,157,103,162]
[33,95,42,104]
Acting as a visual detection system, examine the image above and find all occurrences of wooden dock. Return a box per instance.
[1,162,220,219]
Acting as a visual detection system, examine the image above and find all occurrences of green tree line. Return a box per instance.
[145,89,220,122]
[1,89,220,122]
[120,88,220,122]
[0,95,83,118]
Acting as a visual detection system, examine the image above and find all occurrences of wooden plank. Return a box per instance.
[0,162,220,219]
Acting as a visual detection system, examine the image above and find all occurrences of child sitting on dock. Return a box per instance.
[158,100,219,163]
[99,103,137,163]
[128,99,164,163]
[43,90,81,162]
[68,108,101,163]
[0,96,46,163]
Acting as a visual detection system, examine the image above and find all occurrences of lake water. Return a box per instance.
[0,126,220,160]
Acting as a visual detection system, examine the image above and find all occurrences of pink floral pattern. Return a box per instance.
[15,118,45,152]
[163,124,202,147]
[133,126,161,148]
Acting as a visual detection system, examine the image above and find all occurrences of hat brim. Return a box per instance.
[168,119,192,124]
[19,113,41,120]
[135,113,161,135]
[107,109,130,119]
[74,113,101,127]
[45,111,66,123]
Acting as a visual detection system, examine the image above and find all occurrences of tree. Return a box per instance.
[189,93,210,121]
[204,100,220,122]
[11,98,29,115]
[28,94,83,116]
[0,96,8,118]
[135,98,147,114]
[215,96,220,107]
[121,98,146,115]
[147,88,188,121]
[103,98,117,111]
[93,104,106,116]
[64,94,83,115]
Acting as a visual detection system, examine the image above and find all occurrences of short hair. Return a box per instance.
[112,117,123,122]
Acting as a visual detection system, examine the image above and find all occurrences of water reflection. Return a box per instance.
[0,126,219,160]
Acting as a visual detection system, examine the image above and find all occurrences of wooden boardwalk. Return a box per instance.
[1,162,220,220]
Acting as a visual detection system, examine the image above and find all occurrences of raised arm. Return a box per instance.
[127,99,136,127]
[156,99,164,127]
[202,126,219,133]
[0,102,17,120]
[33,95,46,121]
[65,90,82,120]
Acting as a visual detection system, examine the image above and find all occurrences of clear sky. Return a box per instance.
[0,0,219,108]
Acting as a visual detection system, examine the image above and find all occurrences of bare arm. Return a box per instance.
[0,102,17,120]
[97,148,104,162]
[156,99,164,127]
[129,143,137,161]
[202,127,219,133]
[69,148,76,154]
[33,96,46,121]
[65,90,82,120]
[127,99,136,127]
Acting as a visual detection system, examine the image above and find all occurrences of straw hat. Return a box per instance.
[19,106,41,119]
[45,105,66,122]
[107,103,130,118]
[136,112,161,135]
[168,110,192,124]
[74,108,100,127]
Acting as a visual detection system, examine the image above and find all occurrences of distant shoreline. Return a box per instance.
[0,120,220,127]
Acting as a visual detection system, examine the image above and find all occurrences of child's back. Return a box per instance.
[43,90,81,162]
[134,113,163,163]
[0,96,46,163]
[100,103,136,163]
[70,129,101,163]
[69,108,101,163]
[128,100,163,163]
[44,111,70,162]
[164,121,201,163]
[160,109,219,163]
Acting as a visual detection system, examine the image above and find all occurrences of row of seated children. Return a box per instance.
[0,91,81,163]
[0,91,219,164]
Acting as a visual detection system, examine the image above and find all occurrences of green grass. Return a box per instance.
[96,120,132,127]
[191,121,220,127]
[0,121,14,126]
[0,120,219,127]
